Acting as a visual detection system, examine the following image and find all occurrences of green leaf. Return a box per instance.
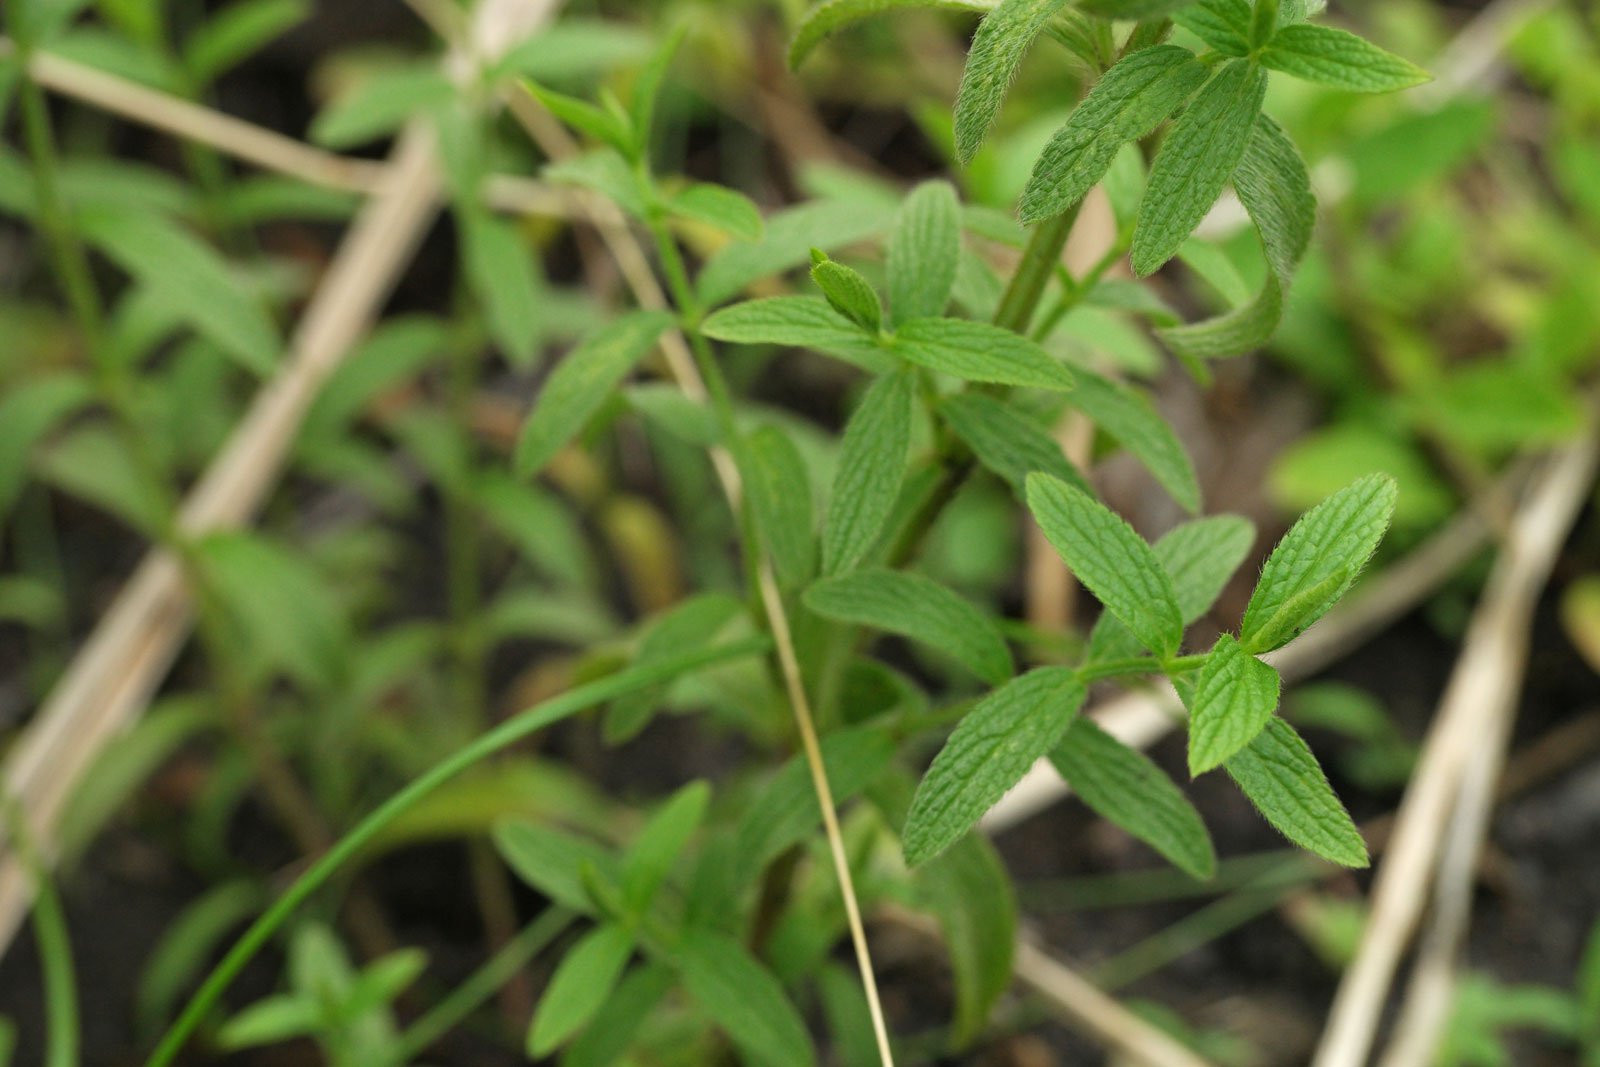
[621,781,709,912]
[953,0,1071,165]
[887,180,961,325]
[309,63,453,148]
[0,374,93,520]
[701,296,890,371]
[1173,0,1251,57]
[903,667,1086,865]
[493,821,621,915]
[811,254,883,332]
[515,311,673,477]
[1050,717,1216,878]
[184,0,308,85]
[1239,474,1397,654]
[1225,718,1368,867]
[543,149,649,218]
[1021,46,1208,224]
[789,0,990,68]
[667,183,765,242]
[492,19,653,84]
[625,384,721,446]
[215,995,317,1049]
[938,393,1091,498]
[1078,0,1198,17]
[195,532,349,689]
[528,923,634,1056]
[1131,60,1266,277]
[606,594,744,742]
[78,208,280,374]
[562,962,675,1067]
[675,930,817,1067]
[1068,368,1200,512]
[804,568,1013,684]
[892,318,1075,390]
[1160,270,1284,362]
[462,209,542,366]
[697,197,892,307]
[524,81,635,156]
[729,725,895,890]
[736,425,817,590]
[1025,474,1184,658]
[36,424,168,537]
[1186,634,1281,774]
[1260,24,1430,93]
[916,834,1017,1046]
[823,369,914,575]
[1088,514,1255,661]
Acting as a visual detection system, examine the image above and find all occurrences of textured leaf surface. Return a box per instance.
[1079,0,1200,17]
[1240,474,1397,653]
[528,924,633,1055]
[1051,718,1215,878]
[1226,718,1369,867]
[888,180,961,324]
[917,835,1017,1045]
[1021,46,1207,223]
[823,369,914,574]
[789,0,990,69]
[938,392,1091,497]
[1089,515,1255,661]
[1173,0,1251,56]
[701,296,888,369]
[737,426,817,590]
[953,0,1071,164]
[1068,368,1200,512]
[904,667,1085,865]
[1025,474,1183,657]
[515,311,673,476]
[676,930,816,1067]
[1187,634,1281,774]
[811,257,883,332]
[1261,25,1430,93]
[892,318,1074,390]
[1131,60,1267,277]
[804,568,1013,684]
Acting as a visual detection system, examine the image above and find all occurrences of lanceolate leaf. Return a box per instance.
[1021,46,1208,224]
[1260,24,1430,93]
[621,781,710,911]
[493,821,621,915]
[666,182,765,242]
[701,296,890,371]
[1173,0,1251,57]
[1067,368,1201,512]
[528,924,634,1055]
[515,311,673,476]
[736,426,817,590]
[904,667,1086,865]
[1088,514,1255,661]
[1225,718,1369,867]
[1186,634,1281,775]
[953,0,1071,165]
[1025,474,1184,658]
[461,208,541,365]
[938,392,1091,498]
[916,834,1017,1046]
[789,0,991,69]
[823,369,915,575]
[1131,60,1267,277]
[892,318,1075,390]
[804,568,1013,684]
[675,930,817,1067]
[1050,717,1216,879]
[888,180,961,324]
[1239,474,1397,654]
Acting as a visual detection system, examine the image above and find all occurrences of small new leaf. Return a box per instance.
[803,568,1013,684]
[888,180,961,324]
[953,0,1071,165]
[904,667,1086,865]
[1051,718,1216,879]
[1260,24,1430,94]
[1131,60,1267,277]
[1021,46,1208,224]
[811,253,883,333]
[1225,718,1369,867]
[892,318,1075,390]
[1025,474,1184,658]
[1187,634,1281,775]
[515,311,673,477]
[1239,474,1397,654]
[823,369,914,575]
[528,924,633,1056]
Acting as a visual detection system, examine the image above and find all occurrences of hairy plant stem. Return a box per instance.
[144,638,771,1067]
